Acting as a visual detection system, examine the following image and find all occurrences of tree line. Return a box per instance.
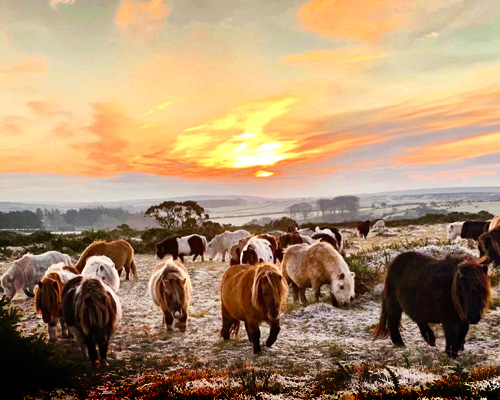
[287,196,361,220]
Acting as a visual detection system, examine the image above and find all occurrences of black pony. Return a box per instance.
[374,251,490,358]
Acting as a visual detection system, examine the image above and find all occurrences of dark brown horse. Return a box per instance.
[479,227,500,266]
[220,263,288,354]
[374,251,491,358]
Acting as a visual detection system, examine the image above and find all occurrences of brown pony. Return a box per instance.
[220,263,288,354]
[75,240,137,280]
[34,265,79,342]
[62,275,122,367]
[148,258,192,332]
[374,251,491,358]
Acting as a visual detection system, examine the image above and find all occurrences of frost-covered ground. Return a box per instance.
[3,223,500,398]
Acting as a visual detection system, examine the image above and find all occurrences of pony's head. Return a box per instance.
[160,268,188,330]
[251,264,288,321]
[452,256,491,324]
[0,272,15,301]
[331,271,356,307]
[34,273,62,324]
[206,240,217,261]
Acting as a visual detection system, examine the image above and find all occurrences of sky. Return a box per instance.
[2,0,500,202]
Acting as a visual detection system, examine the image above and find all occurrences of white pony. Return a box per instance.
[240,236,274,265]
[0,251,72,300]
[206,230,251,261]
[81,255,120,293]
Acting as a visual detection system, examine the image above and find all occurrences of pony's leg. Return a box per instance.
[60,318,70,338]
[221,306,236,340]
[70,327,87,358]
[163,310,174,331]
[125,265,130,280]
[193,253,198,262]
[417,323,436,346]
[179,254,185,262]
[266,320,280,348]
[118,268,123,278]
[246,323,262,354]
[312,280,322,302]
[457,322,470,351]
[291,282,300,303]
[244,321,252,342]
[387,300,404,347]
[442,322,460,358]
[98,341,109,367]
[48,321,58,342]
[221,250,226,262]
[84,336,99,367]
[299,287,307,304]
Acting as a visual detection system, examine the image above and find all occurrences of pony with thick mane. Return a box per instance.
[220,263,288,353]
[81,255,120,293]
[148,258,192,332]
[62,275,122,367]
[206,230,251,261]
[75,240,137,280]
[374,251,491,358]
[0,251,72,300]
[34,263,79,342]
[282,241,355,307]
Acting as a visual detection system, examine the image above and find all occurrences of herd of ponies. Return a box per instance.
[2,216,500,366]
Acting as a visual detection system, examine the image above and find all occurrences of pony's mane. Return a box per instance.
[251,264,288,311]
[451,259,491,321]
[35,272,63,322]
[154,263,187,311]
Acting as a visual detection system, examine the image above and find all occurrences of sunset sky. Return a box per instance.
[2,0,500,202]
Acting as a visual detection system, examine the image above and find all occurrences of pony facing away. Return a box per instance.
[75,240,137,280]
[206,230,251,261]
[240,236,275,265]
[34,264,79,342]
[81,255,120,293]
[155,234,207,262]
[0,251,72,301]
[220,263,288,354]
[374,251,491,358]
[282,241,355,307]
[148,258,192,332]
[62,275,122,367]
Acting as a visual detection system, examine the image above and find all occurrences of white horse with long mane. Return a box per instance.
[206,230,251,261]
[0,251,72,300]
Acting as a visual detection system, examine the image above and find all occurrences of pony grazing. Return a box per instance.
[0,251,72,301]
[374,251,491,358]
[34,264,79,342]
[357,220,370,239]
[75,240,137,280]
[220,263,288,354]
[282,241,355,307]
[148,258,192,332]
[62,275,122,367]
[155,234,207,262]
[206,230,251,261]
[81,255,120,293]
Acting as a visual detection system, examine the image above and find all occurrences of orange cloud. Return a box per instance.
[26,100,57,118]
[398,131,500,165]
[283,46,388,68]
[116,0,170,31]
[297,0,407,43]
[410,167,499,181]
[1,55,47,75]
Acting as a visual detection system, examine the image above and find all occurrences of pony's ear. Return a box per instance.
[181,277,186,285]
[478,256,491,266]
[38,281,43,288]
[339,272,345,280]
[351,271,356,278]
[482,265,489,274]
[53,281,59,290]
[100,265,104,271]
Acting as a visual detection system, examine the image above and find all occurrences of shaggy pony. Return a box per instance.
[81,255,120,293]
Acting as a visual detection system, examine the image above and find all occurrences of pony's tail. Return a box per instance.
[131,259,138,280]
[373,297,389,339]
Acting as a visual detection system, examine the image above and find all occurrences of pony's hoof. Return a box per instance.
[100,359,108,367]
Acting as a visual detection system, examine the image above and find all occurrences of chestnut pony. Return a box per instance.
[34,265,79,342]
[374,251,491,358]
[220,263,288,354]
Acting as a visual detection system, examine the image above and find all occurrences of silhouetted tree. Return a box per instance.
[145,200,209,231]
